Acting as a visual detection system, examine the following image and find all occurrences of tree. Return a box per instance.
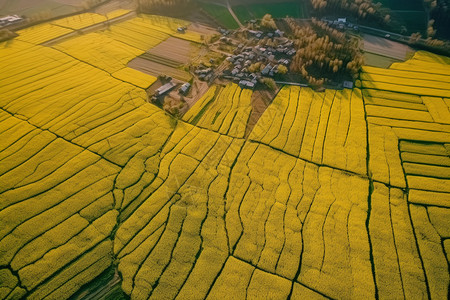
[277,65,288,74]
[286,17,363,87]
[427,19,436,37]
[261,77,277,90]
[409,32,422,43]
[0,29,17,42]
[261,14,277,30]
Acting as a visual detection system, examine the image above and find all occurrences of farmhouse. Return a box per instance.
[155,82,176,96]
[179,82,191,94]
[238,79,256,89]
[0,15,23,27]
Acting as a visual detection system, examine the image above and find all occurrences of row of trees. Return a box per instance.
[286,18,363,87]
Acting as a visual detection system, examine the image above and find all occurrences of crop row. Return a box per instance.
[184,84,253,138]
[2,13,450,299]
[249,86,367,175]
[0,111,120,299]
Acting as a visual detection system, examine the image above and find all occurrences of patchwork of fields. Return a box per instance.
[1,10,450,300]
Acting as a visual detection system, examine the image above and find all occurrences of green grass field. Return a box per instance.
[377,0,424,11]
[376,0,427,34]
[199,2,239,29]
[394,11,427,34]
[233,2,304,23]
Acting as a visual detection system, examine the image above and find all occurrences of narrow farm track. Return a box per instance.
[1,10,450,300]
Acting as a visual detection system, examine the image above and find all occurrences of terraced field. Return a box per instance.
[1,10,450,300]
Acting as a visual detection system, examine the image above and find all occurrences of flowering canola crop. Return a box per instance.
[0,11,449,300]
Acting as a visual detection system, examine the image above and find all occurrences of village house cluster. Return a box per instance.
[220,29,297,89]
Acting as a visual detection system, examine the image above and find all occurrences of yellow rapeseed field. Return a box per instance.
[112,67,158,88]
[184,83,253,138]
[15,23,73,44]
[51,13,108,30]
[250,86,367,175]
[0,10,449,300]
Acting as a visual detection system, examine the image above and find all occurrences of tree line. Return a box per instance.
[287,17,363,87]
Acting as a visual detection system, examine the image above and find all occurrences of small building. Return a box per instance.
[261,64,272,76]
[271,65,279,74]
[179,82,191,95]
[218,28,229,35]
[274,29,284,37]
[343,81,354,89]
[0,15,23,27]
[239,80,255,89]
[155,82,176,96]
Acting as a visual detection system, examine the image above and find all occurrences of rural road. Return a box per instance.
[226,0,243,28]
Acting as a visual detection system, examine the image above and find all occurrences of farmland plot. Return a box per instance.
[361,53,450,300]
[183,83,253,138]
[249,86,367,175]
[1,11,450,300]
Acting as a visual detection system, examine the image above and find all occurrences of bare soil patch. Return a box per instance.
[94,0,135,15]
[187,22,217,36]
[147,37,194,65]
[128,57,191,82]
[0,0,78,16]
[363,33,414,61]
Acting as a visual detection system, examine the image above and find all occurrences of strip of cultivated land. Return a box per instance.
[0,10,449,300]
